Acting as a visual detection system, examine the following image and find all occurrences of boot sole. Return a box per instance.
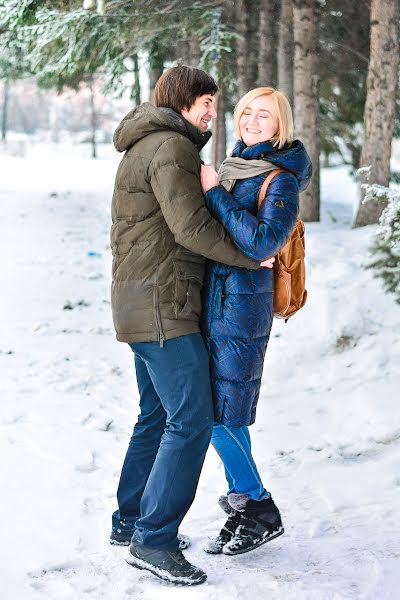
[222,526,284,556]
[110,537,129,546]
[125,553,207,586]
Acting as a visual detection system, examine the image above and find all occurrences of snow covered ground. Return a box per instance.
[1,141,399,600]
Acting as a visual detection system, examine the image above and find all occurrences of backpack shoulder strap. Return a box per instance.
[257,168,285,210]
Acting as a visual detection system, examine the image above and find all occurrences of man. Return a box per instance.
[109,66,263,585]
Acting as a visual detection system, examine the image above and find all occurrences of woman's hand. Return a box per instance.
[201,165,219,193]
[201,166,275,270]
[260,256,275,269]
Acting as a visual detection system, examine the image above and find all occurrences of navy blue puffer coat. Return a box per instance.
[201,139,312,427]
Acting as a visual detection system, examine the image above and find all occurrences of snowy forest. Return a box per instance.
[1,0,400,598]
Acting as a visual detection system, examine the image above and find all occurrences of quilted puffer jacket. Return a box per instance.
[201,139,312,426]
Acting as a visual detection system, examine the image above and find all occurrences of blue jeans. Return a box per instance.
[112,333,213,550]
[211,424,270,501]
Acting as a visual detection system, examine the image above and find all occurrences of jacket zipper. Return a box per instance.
[153,285,165,348]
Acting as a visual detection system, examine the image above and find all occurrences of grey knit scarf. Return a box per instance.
[218,157,276,191]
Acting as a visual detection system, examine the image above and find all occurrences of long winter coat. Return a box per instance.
[201,139,312,427]
[111,103,259,344]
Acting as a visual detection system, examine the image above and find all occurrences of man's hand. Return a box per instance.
[260,256,275,269]
[201,164,219,193]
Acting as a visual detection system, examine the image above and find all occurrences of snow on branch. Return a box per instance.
[366,183,400,303]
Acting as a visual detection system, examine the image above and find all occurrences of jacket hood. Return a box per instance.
[231,139,312,192]
[113,102,212,153]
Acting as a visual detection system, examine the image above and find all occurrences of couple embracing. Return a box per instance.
[109,65,311,585]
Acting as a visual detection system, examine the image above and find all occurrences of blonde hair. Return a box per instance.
[233,87,294,149]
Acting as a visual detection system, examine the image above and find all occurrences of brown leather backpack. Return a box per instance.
[258,169,307,321]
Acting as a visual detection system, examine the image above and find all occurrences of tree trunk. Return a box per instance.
[235,0,249,97]
[131,53,141,106]
[293,0,320,222]
[1,79,9,142]
[189,38,201,67]
[278,0,294,104]
[247,0,260,89]
[177,40,190,65]
[148,41,164,102]
[177,38,200,67]
[257,0,274,87]
[353,0,399,228]
[212,84,227,171]
[88,80,97,159]
[49,99,59,144]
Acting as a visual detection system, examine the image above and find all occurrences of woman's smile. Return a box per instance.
[239,94,279,146]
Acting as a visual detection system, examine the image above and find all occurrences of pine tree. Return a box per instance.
[257,0,275,87]
[0,0,35,140]
[366,183,400,303]
[277,0,293,105]
[293,0,320,222]
[353,0,400,227]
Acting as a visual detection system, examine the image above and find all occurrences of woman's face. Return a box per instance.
[239,94,279,146]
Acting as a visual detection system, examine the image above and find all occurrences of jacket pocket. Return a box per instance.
[173,259,204,321]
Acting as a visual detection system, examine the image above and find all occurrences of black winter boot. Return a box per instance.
[126,540,207,585]
[222,496,284,555]
[204,495,241,554]
[204,512,242,554]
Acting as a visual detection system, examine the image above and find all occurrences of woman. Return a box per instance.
[200,87,311,556]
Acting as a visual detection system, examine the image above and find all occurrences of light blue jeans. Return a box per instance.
[211,424,270,501]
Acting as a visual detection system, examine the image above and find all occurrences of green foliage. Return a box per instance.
[31,8,127,91]
[0,1,34,80]
[0,0,223,93]
[391,172,400,185]
[366,185,400,303]
[1,1,130,91]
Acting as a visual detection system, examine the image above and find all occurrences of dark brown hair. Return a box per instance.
[153,65,218,112]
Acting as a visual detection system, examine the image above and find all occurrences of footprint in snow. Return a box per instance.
[75,452,99,473]
[28,560,78,579]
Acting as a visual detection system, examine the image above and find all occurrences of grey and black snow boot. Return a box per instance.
[126,540,207,585]
[110,530,190,550]
[204,495,241,554]
[222,496,284,555]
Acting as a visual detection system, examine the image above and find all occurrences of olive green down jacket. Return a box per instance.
[111,102,259,344]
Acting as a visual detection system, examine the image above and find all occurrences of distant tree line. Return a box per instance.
[0,0,399,227]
